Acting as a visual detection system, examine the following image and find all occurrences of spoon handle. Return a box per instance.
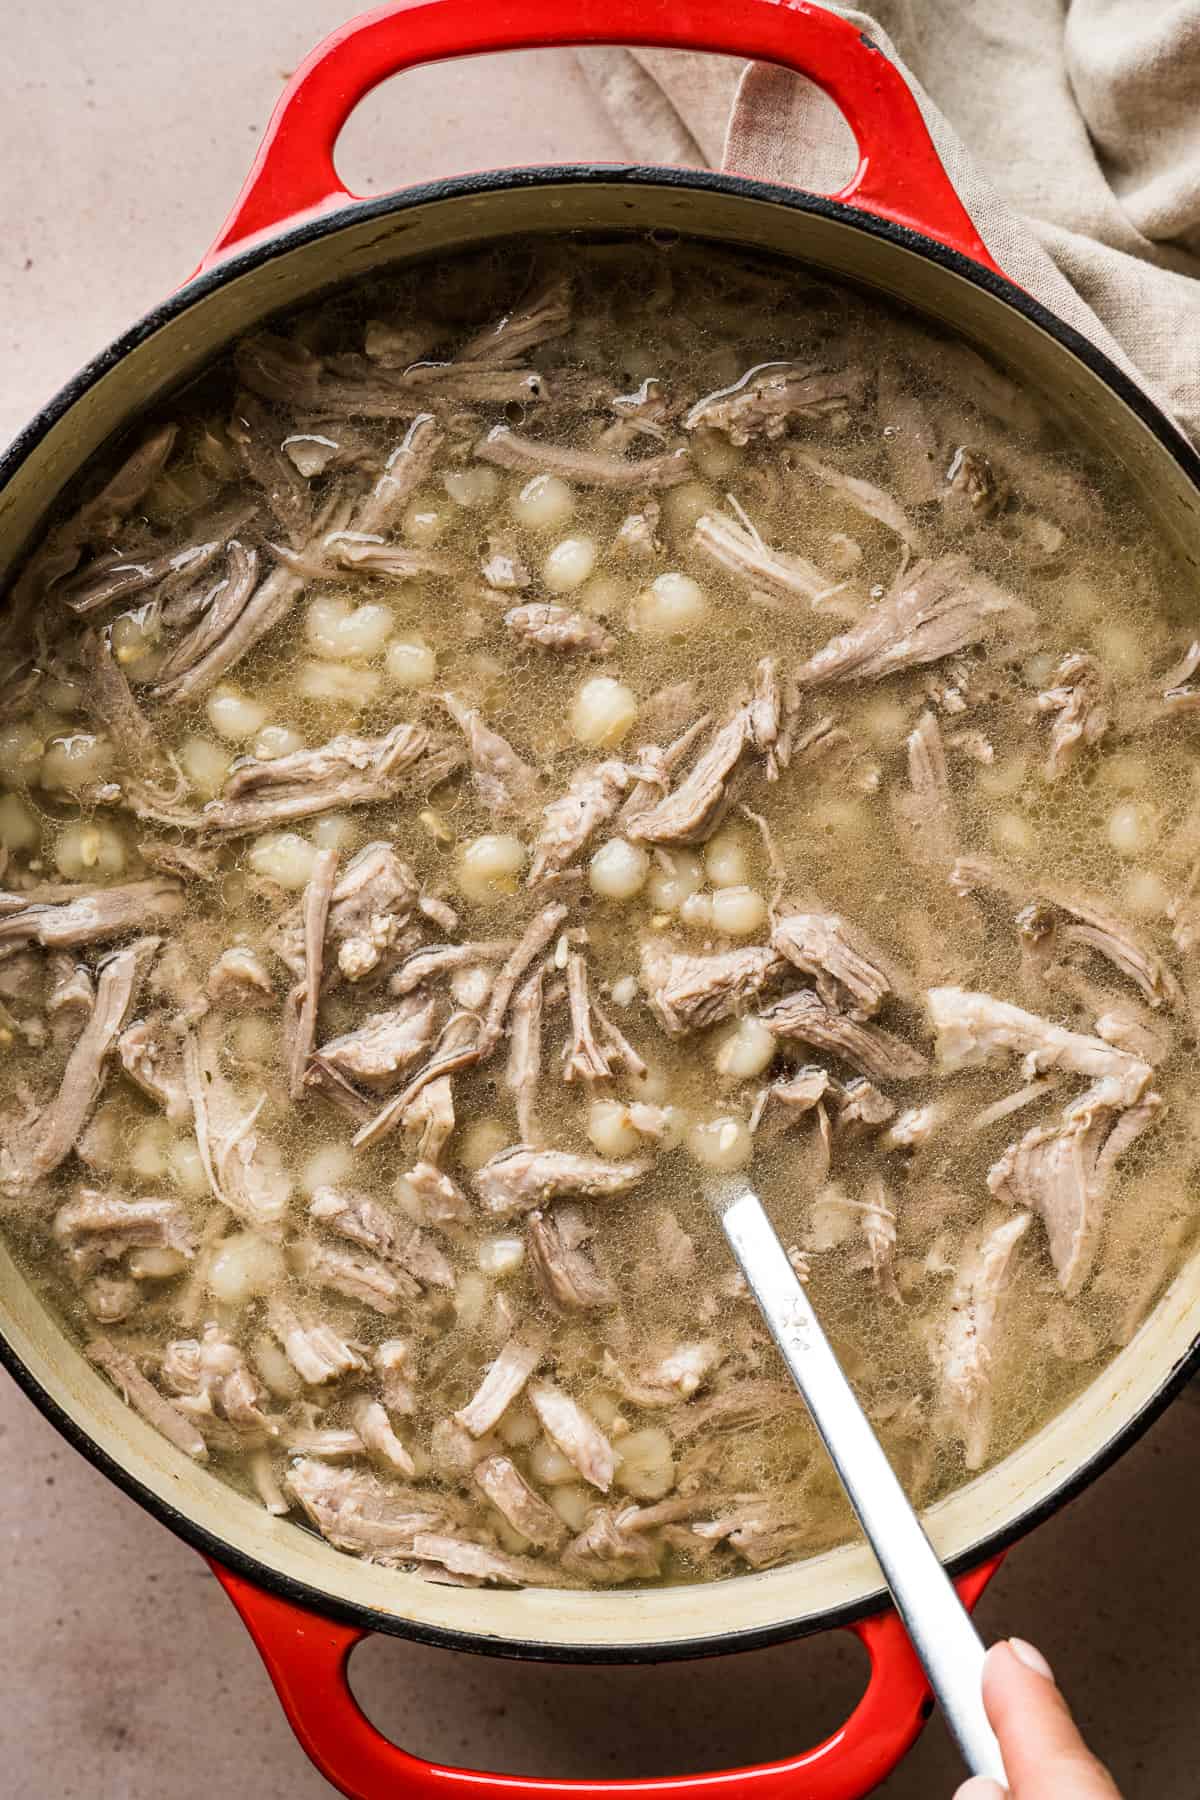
[719,1187,1007,1785]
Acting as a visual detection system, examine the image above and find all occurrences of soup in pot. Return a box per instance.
[0,235,1197,1588]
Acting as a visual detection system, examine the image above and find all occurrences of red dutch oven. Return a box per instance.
[3,4,1200,1796]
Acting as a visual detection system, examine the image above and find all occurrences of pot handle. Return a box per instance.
[197,0,1003,276]
[211,1555,1003,1800]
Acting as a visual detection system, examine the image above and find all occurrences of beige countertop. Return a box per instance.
[2,6,1198,1794]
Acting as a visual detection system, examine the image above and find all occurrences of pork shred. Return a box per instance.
[527,1206,616,1310]
[269,1305,367,1384]
[117,1011,189,1122]
[182,1018,293,1237]
[503,604,617,657]
[640,938,783,1035]
[288,847,338,1100]
[87,1336,209,1460]
[891,710,957,870]
[562,1510,663,1582]
[409,1533,565,1589]
[54,1187,194,1277]
[771,912,892,1019]
[562,952,613,1083]
[199,723,460,837]
[933,1212,1030,1469]
[684,361,866,444]
[761,989,929,1083]
[319,841,421,982]
[692,509,852,612]
[312,996,438,1091]
[528,761,628,885]
[527,1378,615,1490]
[1,937,159,1195]
[1037,653,1107,779]
[790,555,1030,688]
[988,1088,1163,1295]
[625,707,751,847]
[442,693,539,816]
[0,880,183,956]
[473,1454,566,1549]
[927,986,1151,1110]
[474,425,692,490]
[455,1339,545,1437]
[951,856,1184,1013]
[286,1458,449,1556]
[505,967,544,1143]
[473,1147,649,1217]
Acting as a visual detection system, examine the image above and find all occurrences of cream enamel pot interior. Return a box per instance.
[3,4,1200,1796]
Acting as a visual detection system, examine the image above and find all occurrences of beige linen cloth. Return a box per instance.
[573,1,1200,447]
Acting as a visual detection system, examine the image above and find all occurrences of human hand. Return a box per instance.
[954,1639,1122,1799]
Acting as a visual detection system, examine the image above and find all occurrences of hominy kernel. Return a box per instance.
[663,481,717,536]
[710,885,766,936]
[992,811,1036,856]
[247,831,318,890]
[478,1236,525,1277]
[444,467,499,508]
[458,833,526,902]
[633,571,708,635]
[687,1115,753,1170]
[385,635,437,687]
[0,793,38,851]
[679,891,714,928]
[253,724,304,761]
[571,676,637,747]
[589,837,649,900]
[129,1120,172,1181]
[715,1017,776,1079]
[207,684,270,742]
[704,829,749,887]
[40,732,113,793]
[550,1485,592,1530]
[403,491,451,545]
[297,660,382,706]
[311,812,358,852]
[459,1119,509,1172]
[209,1235,287,1307]
[530,1439,578,1485]
[1108,801,1156,857]
[305,595,394,661]
[300,1146,355,1196]
[54,821,125,879]
[587,1099,642,1158]
[1124,870,1170,916]
[167,1139,209,1199]
[511,474,575,532]
[543,536,598,594]
[613,1426,675,1500]
[178,735,231,799]
[0,722,45,783]
[646,849,704,911]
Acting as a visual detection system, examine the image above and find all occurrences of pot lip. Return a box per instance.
[2,162,1200,1662]
[3,1313,1198,1663]
[4,163,1199,508]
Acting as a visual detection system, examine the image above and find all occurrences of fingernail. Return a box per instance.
[1007,1636,1054,1681]
[953,1779,1006,1799]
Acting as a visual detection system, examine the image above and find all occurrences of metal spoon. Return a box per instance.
[718,1184,1007,1786]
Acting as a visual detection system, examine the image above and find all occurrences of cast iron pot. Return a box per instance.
[2,3,1200,1795]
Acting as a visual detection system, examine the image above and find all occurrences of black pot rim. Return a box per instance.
[3,163,1199,1667]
